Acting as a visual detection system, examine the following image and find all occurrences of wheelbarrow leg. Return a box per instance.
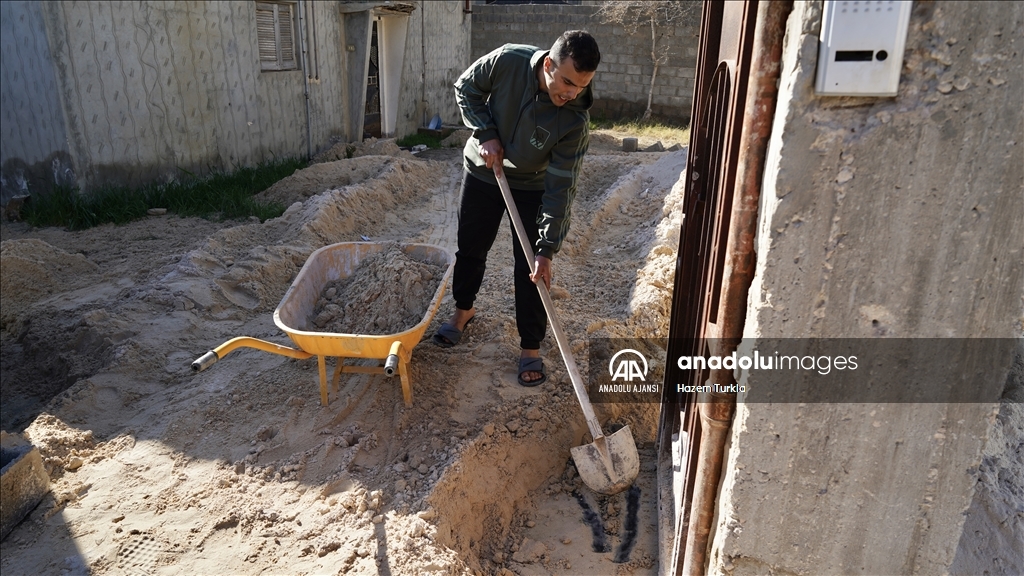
[331,359,344,393]
[385,341,414,408]
[399,359,413,408]
[317,355,329,406]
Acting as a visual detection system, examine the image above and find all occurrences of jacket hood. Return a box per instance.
[530,49,594,113]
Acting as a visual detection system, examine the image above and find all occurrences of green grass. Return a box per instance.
[396,132,445,149]
[589,115,691,145]
[23,157,306,230]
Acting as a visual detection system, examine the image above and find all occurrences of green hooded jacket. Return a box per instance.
[454,43,593,260]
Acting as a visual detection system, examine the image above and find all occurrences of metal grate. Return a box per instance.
[658,1,762,573]
[363,19,381,138]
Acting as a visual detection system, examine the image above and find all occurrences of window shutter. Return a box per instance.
[278,3,296,69]
[255,1,298,71]
[255,3,280,70]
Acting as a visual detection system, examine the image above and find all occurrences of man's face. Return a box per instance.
[542,55,595,107]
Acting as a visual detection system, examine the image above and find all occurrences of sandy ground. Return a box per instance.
[1,133,688,575]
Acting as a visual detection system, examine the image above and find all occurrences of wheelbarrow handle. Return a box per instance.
[383,341,404,376]
[191,337,313,372]
[193,350,219,372]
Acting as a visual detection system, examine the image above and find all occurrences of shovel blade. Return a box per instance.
[571,425,640,495]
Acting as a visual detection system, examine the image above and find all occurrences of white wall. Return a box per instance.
[3,1,350,194]
[396,1,472,136]
[0,0,473,196]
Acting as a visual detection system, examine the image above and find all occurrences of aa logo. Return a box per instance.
[530,126,550,150]
[609,349,648,382]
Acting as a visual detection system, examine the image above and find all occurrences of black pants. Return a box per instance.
[452,172,547,350]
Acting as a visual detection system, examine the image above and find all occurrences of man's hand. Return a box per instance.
[530,255,553,290]
[480,139,504,172]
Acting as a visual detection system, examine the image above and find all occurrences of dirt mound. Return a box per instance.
[257,156,396,207]
[589,131,627,154]
[440,130,471,149]
[0,141,673,575]
[181,157,447,312]
[626,154,689,334]
[310,244,445,335]
[311,138,414,164]
[0,239,98,331]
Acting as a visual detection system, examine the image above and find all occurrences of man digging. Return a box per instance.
[432,31,601,387]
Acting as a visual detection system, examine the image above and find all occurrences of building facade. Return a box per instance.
[0,0,471,202]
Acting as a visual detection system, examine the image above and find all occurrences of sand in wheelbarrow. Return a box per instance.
[309,243,444,335]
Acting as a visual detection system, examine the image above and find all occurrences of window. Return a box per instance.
[256,2,298,71]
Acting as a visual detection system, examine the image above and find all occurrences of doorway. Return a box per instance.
[363,20,381,139]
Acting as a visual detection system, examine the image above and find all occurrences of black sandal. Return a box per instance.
[432,316,475,348]
[517,356,547,387]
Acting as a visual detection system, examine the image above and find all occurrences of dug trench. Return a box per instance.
[0,135,687,575]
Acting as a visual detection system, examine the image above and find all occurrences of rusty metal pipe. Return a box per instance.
[682,392,734,575]
[681,2,792,574]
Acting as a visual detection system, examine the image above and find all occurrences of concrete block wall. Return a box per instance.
[470,2,698,124]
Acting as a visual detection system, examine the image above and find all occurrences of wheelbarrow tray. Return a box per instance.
[274,242,454,358]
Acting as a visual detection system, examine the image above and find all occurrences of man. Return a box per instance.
[432,31,600,387]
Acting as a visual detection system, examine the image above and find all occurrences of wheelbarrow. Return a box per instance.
[192,242,455,407]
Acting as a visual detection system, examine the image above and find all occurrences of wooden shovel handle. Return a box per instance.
[492,167,605,441]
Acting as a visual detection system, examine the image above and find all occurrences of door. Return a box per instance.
[659,1,763,574]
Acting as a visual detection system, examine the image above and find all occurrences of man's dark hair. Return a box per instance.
[551,30,601,73]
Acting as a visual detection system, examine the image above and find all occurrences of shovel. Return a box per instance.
[492,165,640,495]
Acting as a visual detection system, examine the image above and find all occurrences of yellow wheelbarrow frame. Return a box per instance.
[192,242,455,407]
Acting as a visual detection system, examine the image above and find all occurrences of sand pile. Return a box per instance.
[257,156,395,206]
[0,239,98,332]
[310,244,445,335]
[439,130,471,149]
[311,137,414,164]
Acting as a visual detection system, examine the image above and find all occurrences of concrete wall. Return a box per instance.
[396,1,472,135]
[0,1,74,204]
[470,1,698,123]
[709,2,1023,574]
[1,1,350,196]
[0,1,470,199]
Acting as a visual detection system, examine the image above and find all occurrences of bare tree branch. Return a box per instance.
[596,0,701,120]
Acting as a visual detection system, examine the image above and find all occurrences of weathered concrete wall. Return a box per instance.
[1,1,471,197]
[395,1,472,135]
[950,345,1024,575]
[341,9,371,143]
[3,1,350,195]
[304,1,350,149]
[470,1,698,123]
[709,2,1023,574]
[0,1,75,204]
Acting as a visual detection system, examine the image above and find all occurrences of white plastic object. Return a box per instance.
[815,1,913,96]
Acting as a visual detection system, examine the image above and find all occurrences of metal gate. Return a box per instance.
[658,1,790,574]
[364,19,382,139]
